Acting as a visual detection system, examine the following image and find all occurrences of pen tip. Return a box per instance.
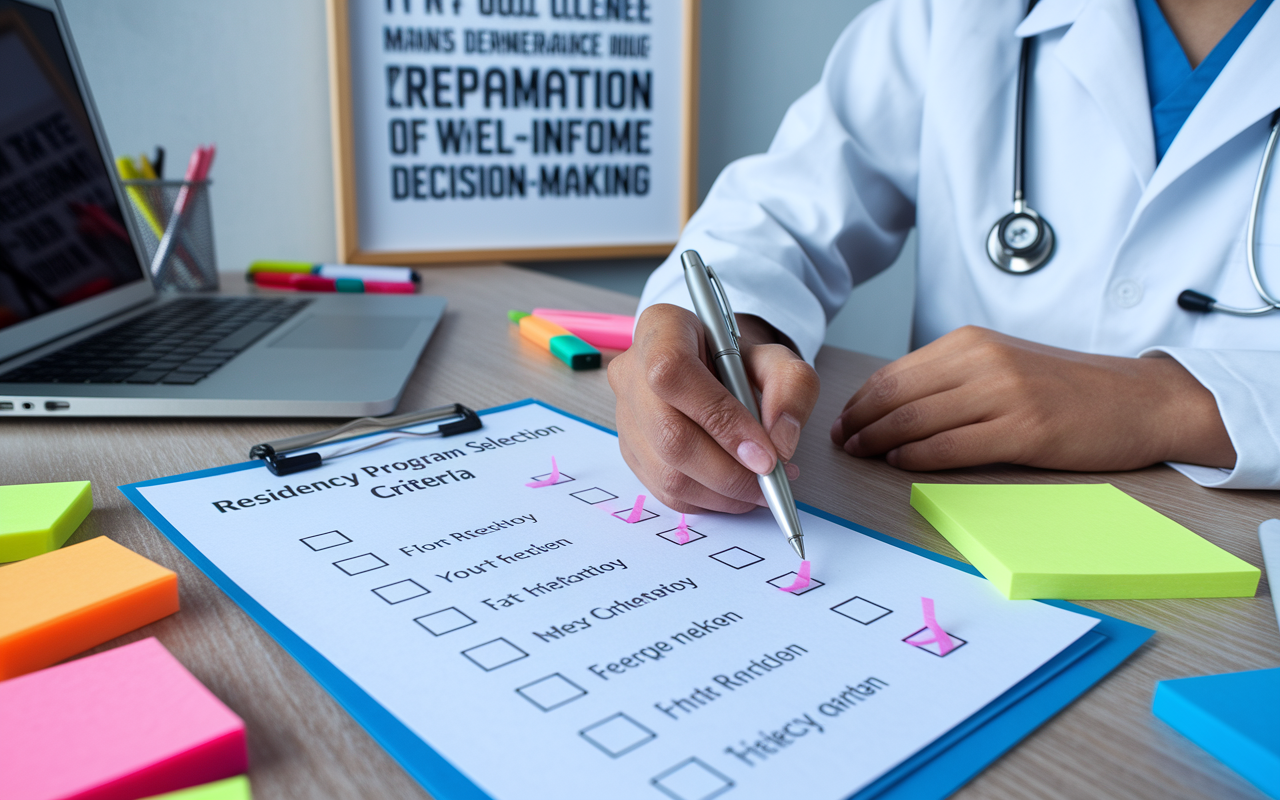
[791,537,805,560]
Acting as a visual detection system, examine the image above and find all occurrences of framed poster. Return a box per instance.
[327,0,699,264]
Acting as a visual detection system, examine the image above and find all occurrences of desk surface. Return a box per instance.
[5,265,1279,800]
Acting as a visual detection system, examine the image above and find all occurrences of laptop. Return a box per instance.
[0,0,445,417]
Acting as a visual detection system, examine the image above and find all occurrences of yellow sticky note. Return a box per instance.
[0,480,93,562]
[142,776,252,800]
[910,483,1260,600]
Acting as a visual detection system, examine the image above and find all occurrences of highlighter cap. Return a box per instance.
[549,335,602,370]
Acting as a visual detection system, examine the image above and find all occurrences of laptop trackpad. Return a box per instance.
[270,315,419,349]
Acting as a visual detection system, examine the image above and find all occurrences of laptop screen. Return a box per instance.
[0,0,143,333]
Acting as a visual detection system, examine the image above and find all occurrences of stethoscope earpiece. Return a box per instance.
[987,204,1055,274]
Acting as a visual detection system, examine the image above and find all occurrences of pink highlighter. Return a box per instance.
[532,308,635,350]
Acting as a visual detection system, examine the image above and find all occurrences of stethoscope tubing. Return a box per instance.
[1194,111,1280,316]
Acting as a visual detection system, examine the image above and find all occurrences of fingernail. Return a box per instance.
[886,447,900,467]
[785,462,800,480]
[829,417,843,442]
[771,413,802,459]
[737,440,775,475]
[842,433,861,456]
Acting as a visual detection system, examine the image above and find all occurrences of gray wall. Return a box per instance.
[696,0,914,360]
[62,0,914,360]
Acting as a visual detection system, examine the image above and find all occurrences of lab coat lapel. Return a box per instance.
[1138,2,1280,212]
[1018,0,1156,189]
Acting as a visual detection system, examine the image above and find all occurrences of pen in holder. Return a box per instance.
[121,178,218,292]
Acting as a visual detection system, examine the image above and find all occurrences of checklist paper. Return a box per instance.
[129,402,1099,800]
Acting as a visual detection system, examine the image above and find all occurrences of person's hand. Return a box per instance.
[829,326,1236,472]
[609,304,821,513]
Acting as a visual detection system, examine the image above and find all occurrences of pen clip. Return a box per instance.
[705,263,740,345]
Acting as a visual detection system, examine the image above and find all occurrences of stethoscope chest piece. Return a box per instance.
[987,202,1055,274]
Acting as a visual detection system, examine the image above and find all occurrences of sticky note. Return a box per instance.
[0,536,179,680]
[0,480,92,562]
[910,483,1260,599]
[1153,668,1280,798]
[142,775,252,800]
[0,637,248,800]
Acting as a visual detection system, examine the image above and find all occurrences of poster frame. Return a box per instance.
[326,0,699,265]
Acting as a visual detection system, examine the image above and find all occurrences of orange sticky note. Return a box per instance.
[0,536,179,680]
[0,637,248,800]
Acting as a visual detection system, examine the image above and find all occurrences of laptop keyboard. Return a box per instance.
[0,297,310,386]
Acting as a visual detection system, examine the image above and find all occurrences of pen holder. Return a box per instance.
[121,179,218,292]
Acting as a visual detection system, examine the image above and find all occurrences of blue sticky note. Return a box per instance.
[1152,668,1280,797]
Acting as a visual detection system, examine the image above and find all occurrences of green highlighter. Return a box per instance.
[508,310,602,370]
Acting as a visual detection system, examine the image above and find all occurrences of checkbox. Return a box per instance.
[580,712,657,758]
[530,471,575,485]
[571,487,617,504]
[904,627,968,657]
[657,527,706,545]
[709,546,764,569]
[333,553,388,576]
[651,757,734,800]
[301,530,351,551]
[831,597,892,625]
[416,607,477,636]
[461,637,529,671]
[373,579,430,604]
[516,673,588,711]
[767,571,825,595]
[613,507,659,523]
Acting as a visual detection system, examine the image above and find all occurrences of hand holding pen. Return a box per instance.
[606,252,821,527]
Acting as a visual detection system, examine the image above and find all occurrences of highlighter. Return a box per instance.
[508,310,602,370]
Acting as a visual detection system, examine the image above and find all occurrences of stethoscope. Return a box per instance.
[986,13,1056,275]
[1178,109,1280,316]
[987,5,1280,318]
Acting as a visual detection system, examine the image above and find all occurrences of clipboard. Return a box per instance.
[121,399,1153,800]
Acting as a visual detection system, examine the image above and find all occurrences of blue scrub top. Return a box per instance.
[1135,0,1273,161]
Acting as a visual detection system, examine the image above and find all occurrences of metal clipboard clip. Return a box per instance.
[249,403,482,476]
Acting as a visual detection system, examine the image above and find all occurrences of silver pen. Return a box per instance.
[681,249,806,559]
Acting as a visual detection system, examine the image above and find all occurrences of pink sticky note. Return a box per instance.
[0,637,248,800]
[526,456,560,488]
[624,495,647,523]
[675,513,690,544]
[777,560,812,593]
[905,597,956,655]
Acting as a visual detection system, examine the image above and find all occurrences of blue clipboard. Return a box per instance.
[120,399,1153,800]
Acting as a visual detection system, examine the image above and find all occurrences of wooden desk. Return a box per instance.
[5,265,1278,799]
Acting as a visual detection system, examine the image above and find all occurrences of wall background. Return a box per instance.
[61,0,914,359]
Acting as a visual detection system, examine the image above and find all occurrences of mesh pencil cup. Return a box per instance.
[120,179,218,291]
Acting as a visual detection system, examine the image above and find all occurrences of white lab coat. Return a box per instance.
[638,0,1280,490]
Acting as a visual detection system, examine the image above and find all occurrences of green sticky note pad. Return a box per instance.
[143,776,252,800]
[909,483,1260,600]
[0,481,93,563]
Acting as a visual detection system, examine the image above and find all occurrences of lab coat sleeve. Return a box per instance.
[1142,347,1280,489]
[637,0,931,363]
